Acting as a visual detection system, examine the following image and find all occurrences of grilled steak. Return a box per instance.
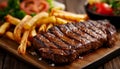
[33,20,117,63]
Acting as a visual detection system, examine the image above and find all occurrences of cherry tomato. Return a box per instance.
[95,2,113,15]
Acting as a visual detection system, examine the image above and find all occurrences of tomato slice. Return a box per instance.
[0,1,7,10]
[39,0,49,12]
[95,2,113,15]
[20,0,49,15]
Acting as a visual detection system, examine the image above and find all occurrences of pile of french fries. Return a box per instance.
[0,9,88,55]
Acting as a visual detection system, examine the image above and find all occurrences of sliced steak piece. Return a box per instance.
[33,20,117,63]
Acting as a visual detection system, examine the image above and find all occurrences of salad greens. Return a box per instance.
[0,0,26,21]
[89,0,120,16]
[46,0,54,12]
[102,0,120,15]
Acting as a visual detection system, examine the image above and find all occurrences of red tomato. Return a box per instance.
[0,1,7,10]
[20,0,49,15]
[95,2,113,15]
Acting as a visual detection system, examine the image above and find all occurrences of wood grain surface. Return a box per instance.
[0,0,120,69]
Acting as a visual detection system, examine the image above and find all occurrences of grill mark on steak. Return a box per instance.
[49,30,74,50]
[49,26,82,49]
[74,22,108,45]
[72,22,108,48]
[41,33,62,49]
[88,20,107,33]
[89,20,116,37]
[97,20,116,35]
[57,24,99,52]
[66,23,103,49]
[33,36,46,49]
[81,21,107,38]
[57,24,90,45]
[43,32,71,50]
[78,22,103,38]
[72,23,101,39]
[36,34,58,48]
[88,20,113,34]
[66,23,97,42]
[48,28,74,50]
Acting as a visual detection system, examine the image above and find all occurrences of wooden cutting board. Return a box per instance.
[0,33,120,69]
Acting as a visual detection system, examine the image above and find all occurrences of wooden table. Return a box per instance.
[0,0,120,69]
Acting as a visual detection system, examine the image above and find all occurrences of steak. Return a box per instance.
[33,20,117,63]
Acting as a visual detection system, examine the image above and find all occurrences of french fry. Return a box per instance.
[0,22,10,36]
[36,16,69,26]
[50,9,88,22]
[46,23,53,31]
[29,26,37,41]
[27,41,31,47]
[30,29,37,37]
[24,12,49,30]
[5,31,14,40]
[56,18,68,25]
[14,15,32,43]
[5,15,21,25]
[36,16,56,27]
[17,31,29,55]
[38,24,47,32]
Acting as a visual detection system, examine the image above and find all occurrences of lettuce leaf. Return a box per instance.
[46,0,54,11]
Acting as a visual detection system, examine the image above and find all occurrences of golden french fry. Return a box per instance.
[24,12,49,30]
[0,22,10,36]
[56,18,68,25]
[50,9,88,22]
[28,26,37,41]
[5,31,14,40]
[27,41,31,47]
[17,31,29,55]
[46,23,53,31]
[14,15,32,43]
[38,24,47,32]
[5,15,21,25]
[30,29,37,37]
[36,16,56,27]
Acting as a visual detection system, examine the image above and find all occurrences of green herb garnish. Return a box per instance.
[0,0,26,21]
